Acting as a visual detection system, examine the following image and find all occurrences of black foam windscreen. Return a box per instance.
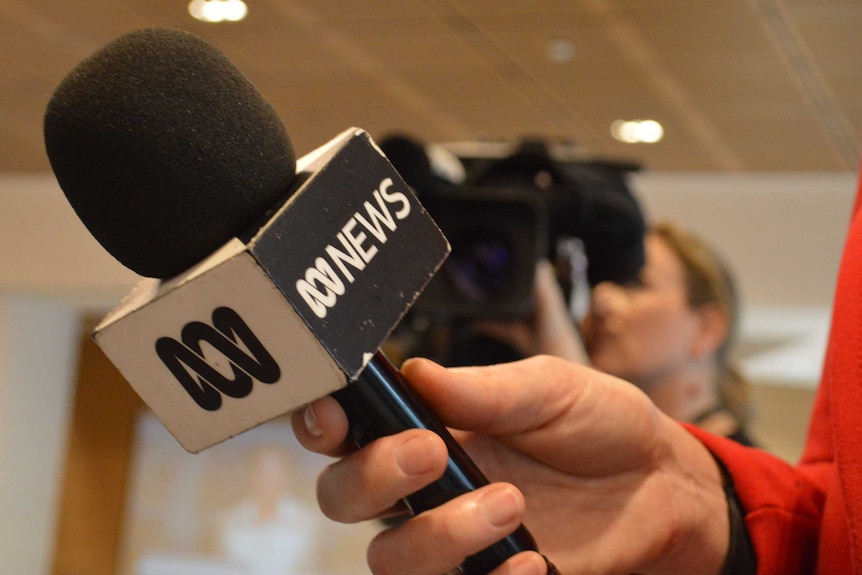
[44,28,296,279]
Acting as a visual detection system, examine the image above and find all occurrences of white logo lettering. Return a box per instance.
[379,177,411,219]
[296,257,346,318]
[325,230,366,283]
[296,178,414,318]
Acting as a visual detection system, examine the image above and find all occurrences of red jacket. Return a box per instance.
[687,166,862,573]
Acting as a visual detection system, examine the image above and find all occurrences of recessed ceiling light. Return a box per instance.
[188,0,248,23]
[610,119,664,144]
[547,38,575,63]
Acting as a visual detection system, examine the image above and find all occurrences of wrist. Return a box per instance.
[657,419,732,575]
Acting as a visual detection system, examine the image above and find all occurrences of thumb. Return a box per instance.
[401,356,662,476]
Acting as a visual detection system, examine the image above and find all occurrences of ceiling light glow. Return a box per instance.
[547,38,575,63]
[189,0,248,23]
[610,119,664,144]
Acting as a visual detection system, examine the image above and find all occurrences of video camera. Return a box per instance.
[380,135,647,324]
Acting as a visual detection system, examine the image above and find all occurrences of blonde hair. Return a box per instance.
[651,221,751,425]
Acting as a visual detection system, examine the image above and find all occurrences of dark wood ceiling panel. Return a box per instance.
[0,0,859,173]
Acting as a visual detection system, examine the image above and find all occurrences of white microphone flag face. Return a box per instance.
[95,128,450,452]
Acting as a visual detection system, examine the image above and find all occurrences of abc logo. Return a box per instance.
[155,307,281,411]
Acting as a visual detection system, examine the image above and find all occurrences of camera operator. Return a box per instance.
[380,134,754,446]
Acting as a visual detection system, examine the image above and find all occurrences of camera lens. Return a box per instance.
[444,228,516,304]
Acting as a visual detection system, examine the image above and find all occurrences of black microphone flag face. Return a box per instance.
[94,127,449,452]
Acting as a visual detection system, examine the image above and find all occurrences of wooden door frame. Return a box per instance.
[51,318,144,575]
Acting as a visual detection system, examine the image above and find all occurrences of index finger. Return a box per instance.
[291,394,353,457]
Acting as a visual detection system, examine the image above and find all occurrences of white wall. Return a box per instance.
[0,174,139,305]
[632,172,857,309]
[0,296,80,575]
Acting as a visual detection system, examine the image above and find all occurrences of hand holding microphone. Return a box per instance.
[44,28,558,575]
[294,356,734,575]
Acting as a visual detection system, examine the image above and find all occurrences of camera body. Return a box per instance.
[379,134,646,328]
[412,185,548,321]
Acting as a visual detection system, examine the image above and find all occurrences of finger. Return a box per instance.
[367,483,528,575]
[533,260,589,364]
[401,355,589,434]
[290,395,352,457]
[489,551,549,575]
[316,429,448,523]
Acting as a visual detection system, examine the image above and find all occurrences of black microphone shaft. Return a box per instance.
[332,352,559,575]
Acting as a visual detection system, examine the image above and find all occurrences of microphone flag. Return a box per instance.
[95,128,450,452]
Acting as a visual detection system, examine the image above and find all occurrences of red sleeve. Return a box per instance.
[685,425,824,575]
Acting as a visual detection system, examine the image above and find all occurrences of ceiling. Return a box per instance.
[2,0,861,175]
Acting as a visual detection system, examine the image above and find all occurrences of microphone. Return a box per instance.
[44,28,558,575]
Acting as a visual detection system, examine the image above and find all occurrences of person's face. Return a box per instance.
[580,233,702,386]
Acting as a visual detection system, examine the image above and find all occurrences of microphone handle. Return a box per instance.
[331,352,559,575]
